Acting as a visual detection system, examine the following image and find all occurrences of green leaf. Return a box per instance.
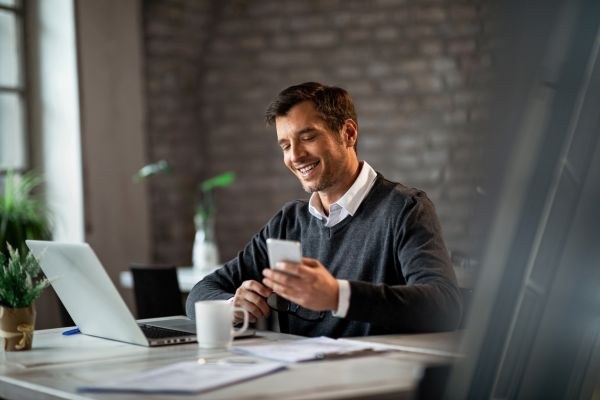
[0,244,49,308]
[133,160,171,182]
[0,170,52,259]
[200,172,236,192]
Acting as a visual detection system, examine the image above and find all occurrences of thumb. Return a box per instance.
[301,257,322,268]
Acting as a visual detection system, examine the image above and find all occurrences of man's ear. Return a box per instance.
[342,119,358,148]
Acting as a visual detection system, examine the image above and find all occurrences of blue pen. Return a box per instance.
[62,327,80,336]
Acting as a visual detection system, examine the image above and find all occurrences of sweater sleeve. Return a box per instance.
[346,193,463,332]
[185,213,278,319]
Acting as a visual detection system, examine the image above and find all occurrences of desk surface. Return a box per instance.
[0,327,462,400]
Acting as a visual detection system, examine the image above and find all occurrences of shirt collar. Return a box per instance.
[308,161,377,220]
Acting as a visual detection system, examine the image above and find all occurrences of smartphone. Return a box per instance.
[266,239,302,270]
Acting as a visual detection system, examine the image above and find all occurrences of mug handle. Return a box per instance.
[232,307,249,337]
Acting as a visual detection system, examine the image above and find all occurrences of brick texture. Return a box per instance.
[143,0,493,265]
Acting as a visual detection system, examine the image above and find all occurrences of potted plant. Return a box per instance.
[192,171,235,274]
[0,170,52,259]
[0,170,52,351]
[0,244,49,351]
[134,161,235,273]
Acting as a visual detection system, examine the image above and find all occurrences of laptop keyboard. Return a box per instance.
[139,324,189,339]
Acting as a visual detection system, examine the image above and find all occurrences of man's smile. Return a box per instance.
[296,161,320,177]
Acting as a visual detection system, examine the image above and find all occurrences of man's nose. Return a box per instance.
[289,143,307,162]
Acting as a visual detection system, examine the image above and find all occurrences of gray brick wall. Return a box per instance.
[143,0,492,265]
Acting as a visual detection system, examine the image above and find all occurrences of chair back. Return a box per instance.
[130,264,185,319]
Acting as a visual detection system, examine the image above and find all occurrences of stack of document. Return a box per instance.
[233,336,392,363]
[78,360,285,394]
[77,338,394,394]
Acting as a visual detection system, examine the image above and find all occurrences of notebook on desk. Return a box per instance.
[26,240,253,347]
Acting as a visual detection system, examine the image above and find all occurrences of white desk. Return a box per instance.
[0,327,462,400]
[119,266,218,292]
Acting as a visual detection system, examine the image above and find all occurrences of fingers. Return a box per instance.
[241,290,271,316]
[274,257,323,275]
[265,261,317,284]
[235,297,269,323]
[274,261,302,276]
[271,260,319,279]
[234,295,267,323]
[262,258,339,312]
[234,280,272,323]
[262,277,299,299]
[262,269,305,299]
[241,279,273,298]
[301,257,321,268]
[264,268,302,285]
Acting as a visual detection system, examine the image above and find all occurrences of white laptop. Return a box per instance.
[26,240,251,347]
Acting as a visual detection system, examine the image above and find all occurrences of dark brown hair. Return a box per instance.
[265,82,358,138]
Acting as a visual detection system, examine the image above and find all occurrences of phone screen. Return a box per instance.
[266,239,301,269]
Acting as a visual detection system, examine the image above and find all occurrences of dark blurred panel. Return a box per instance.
[448,0,600,398]
[130,264,185,319]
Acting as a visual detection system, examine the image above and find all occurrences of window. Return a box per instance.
[0,0,26,171]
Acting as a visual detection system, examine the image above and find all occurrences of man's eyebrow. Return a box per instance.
[296,127,316,135]
[277,127,316,145]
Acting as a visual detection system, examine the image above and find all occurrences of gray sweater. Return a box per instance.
[186,174,462,337]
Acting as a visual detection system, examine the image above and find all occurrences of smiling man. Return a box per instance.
[186,82,462,337]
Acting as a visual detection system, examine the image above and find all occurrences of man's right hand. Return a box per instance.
[233,280,273,323]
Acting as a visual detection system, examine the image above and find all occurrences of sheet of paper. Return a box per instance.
[78,360,286,394]
[340,337,462,358]
[232,336,390,363]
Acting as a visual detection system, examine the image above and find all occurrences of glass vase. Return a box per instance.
[192,213,220,275]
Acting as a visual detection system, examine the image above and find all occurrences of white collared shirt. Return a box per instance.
[308,161,377,318]
[308,161,378,227]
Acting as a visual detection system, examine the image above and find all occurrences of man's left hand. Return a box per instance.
[262,257,339,312]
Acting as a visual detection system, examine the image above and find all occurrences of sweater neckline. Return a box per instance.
[317,174,385,235]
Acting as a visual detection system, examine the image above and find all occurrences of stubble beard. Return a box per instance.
[299,170,335,193]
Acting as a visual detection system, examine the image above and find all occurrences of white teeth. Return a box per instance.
[299,163,317,174]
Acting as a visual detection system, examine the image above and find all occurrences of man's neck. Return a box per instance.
[317,161,362,214]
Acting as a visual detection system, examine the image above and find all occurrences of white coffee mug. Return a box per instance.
[194,300,249,349]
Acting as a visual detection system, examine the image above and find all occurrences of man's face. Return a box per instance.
[275,101,356,195]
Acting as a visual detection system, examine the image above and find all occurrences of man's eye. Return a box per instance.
[301,135,315,142]
[281,145,290,151]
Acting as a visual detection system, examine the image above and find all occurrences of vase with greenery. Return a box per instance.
[134,161,235,273]
[0,245,49,351]
[0,170,52,259]
[192,171,235,274]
